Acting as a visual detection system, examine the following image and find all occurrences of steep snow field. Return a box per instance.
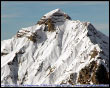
[1,9,109,86]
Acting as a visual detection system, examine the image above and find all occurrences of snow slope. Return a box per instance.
[1,9,109,86]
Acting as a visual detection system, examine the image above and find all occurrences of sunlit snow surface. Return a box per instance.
[1,9,109,86]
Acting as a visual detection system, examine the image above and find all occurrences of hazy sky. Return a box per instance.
[1,1,109,40]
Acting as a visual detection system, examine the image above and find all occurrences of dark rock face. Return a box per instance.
[78,61,109,84]
[37,18,56,32]
[27,33,37,43]
[16,30,30,38]
[89,47,99,59]
[1,52,8,56]
[46,18,55,32]
[94,64,109,84]
[68,73,77,85]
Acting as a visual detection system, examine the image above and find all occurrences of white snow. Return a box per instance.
[1,9,109,86]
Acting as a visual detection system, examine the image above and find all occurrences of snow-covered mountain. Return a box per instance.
[1,9,109,86]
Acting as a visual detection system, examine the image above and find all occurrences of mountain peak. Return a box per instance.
[37,9,71,25]
[1,9,109,86]
[43,8,64,17]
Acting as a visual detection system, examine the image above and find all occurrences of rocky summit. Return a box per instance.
[1,9,109,87]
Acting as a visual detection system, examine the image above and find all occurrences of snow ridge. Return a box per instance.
[1,9,109,86]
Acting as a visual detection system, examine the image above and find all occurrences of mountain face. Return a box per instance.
[1,9,109,86]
